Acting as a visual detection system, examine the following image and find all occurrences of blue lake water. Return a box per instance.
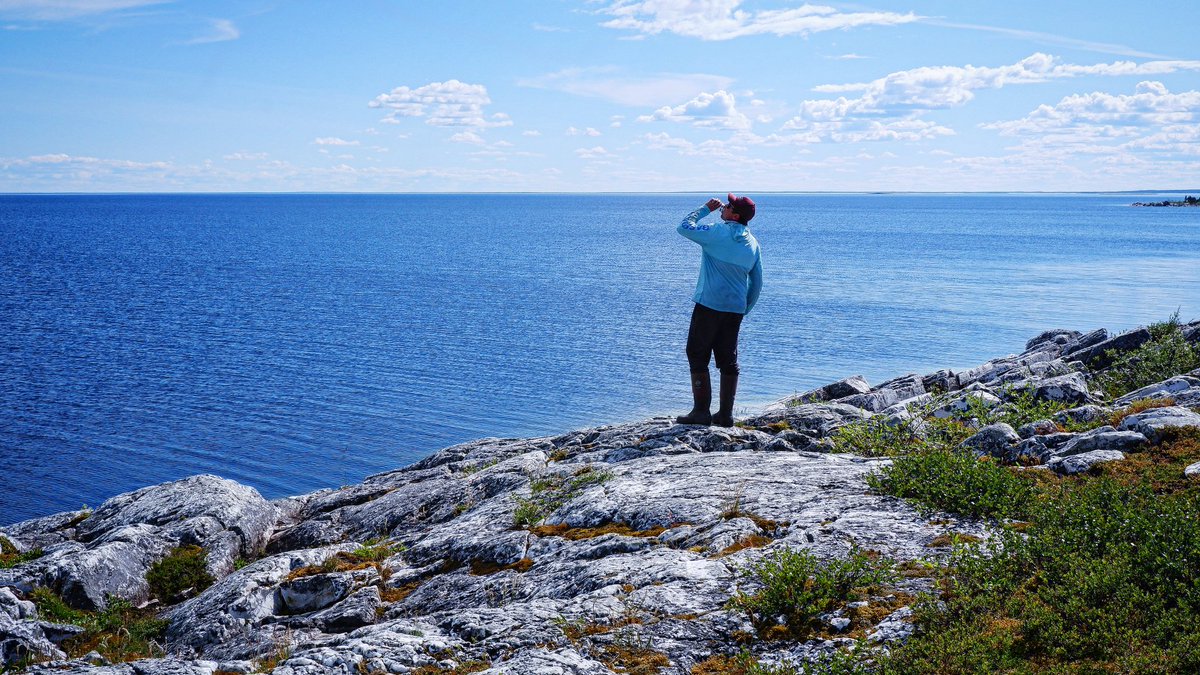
[2,193,1199,524]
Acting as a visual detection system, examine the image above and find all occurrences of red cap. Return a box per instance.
[727,193,755,224]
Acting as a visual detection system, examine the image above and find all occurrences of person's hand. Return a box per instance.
[705,198,722,211]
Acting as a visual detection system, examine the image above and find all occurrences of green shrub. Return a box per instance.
[979,387,1071,430]
[727,546,895,636]
[866,447,1034,521]
[829,416,924,457]
[1096,313,1200,400]
[878,479,1200,673]
[29,588,168,663]
[145,545,214,602]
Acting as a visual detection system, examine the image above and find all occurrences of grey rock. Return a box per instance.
[1046,450,1126,475]
[742,403,871,438]
[0,587,36,621]
[1053,405,1110,426]
[1051,427,1147,458]
[164,544,348,660]
[1114,376,1200,407]
[822,375,872,400]
[1062,328,1108,356]
[930,390,1001,420]
[1026,329,1081,352]
[0,609,65,667]
[875,374,926,401]
[1010,437,1049,464]
[961,424,1020,459]
[278,569,377,615]
[836,388,900,413]
[1,475,275,611]
[867,606,914,643]
[1026,372,1095,405]
[1068,327,1151,368]
[1016,419,1059,439]
[921,370,957,393]
[1185,461,1200,479]
[305,585,381,633]
[1117,406,1200,443]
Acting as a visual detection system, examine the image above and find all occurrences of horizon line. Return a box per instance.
[1,189,1197,196]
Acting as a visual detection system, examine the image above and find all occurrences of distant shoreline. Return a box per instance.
[1132,195,1200,207]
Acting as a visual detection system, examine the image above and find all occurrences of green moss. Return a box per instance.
[513,466,615,528]
[145,545,214,602]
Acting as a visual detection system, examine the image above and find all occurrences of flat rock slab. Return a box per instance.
[1117,406,1200,443]
[1046,450,1126,475]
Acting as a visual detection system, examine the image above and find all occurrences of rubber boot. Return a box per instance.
[675,370,712,425]
[712,370,739,427]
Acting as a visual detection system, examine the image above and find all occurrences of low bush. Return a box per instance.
[727,546,894,638]
[865,447,1035,521]
[1096,313,1200,400]
[29,588,169,663]
[878,478,1200,673]
[692,647,871,675]
[145,545,214,602]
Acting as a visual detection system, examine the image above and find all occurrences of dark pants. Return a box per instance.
[685,303,744,376]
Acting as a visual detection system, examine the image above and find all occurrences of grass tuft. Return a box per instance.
[727,546,895,639]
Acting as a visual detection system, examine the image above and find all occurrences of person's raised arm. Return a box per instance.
[746,255,763,314]
[677,198,723,244]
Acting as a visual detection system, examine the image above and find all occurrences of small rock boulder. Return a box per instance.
[961,424,1020,459]
[1117,407,1200,443]
[1046,450,1126,475]
[1027,373,1095,405]
[1051,426,1147,458]
[931,391,1001,420]
[1115,376,1200,408]
[1185,461,1200,479]
[1017,420,1059,439]
[1053,405,1110,427]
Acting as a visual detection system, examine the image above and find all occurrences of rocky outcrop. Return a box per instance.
[4,321,1199,674]
[1,476,275,610]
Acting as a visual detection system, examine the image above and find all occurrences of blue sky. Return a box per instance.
[1,1,1197,192]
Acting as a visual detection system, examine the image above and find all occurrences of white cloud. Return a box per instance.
[313,137,359,146]
[369,80,513,128]
[184,18,238,45]
[984,81,1200,136]
[567,126,601,137]
[804,53,1200,118]
[598,1,919,41]
[531,22,568,32]
[0,0,167,20]
[223,152,267,161]
[638,90,751,130]
[518,67,734,107]
[641,132,734,157]
[780,53,1200,145]
[825,53,868,60]
[522,130,542,137]
[926,20,1169,59]
[449,131,486,145]
[575,146,611,159]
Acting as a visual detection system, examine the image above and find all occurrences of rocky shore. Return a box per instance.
[3,320,1200,674]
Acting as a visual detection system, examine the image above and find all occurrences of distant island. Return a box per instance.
[1132,195,1199,206]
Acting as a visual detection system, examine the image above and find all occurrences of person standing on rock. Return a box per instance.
[674,194,763,427]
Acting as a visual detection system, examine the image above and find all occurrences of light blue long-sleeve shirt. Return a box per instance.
[677,206,763,314]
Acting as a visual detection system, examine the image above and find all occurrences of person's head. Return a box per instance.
[723,193,756,225]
